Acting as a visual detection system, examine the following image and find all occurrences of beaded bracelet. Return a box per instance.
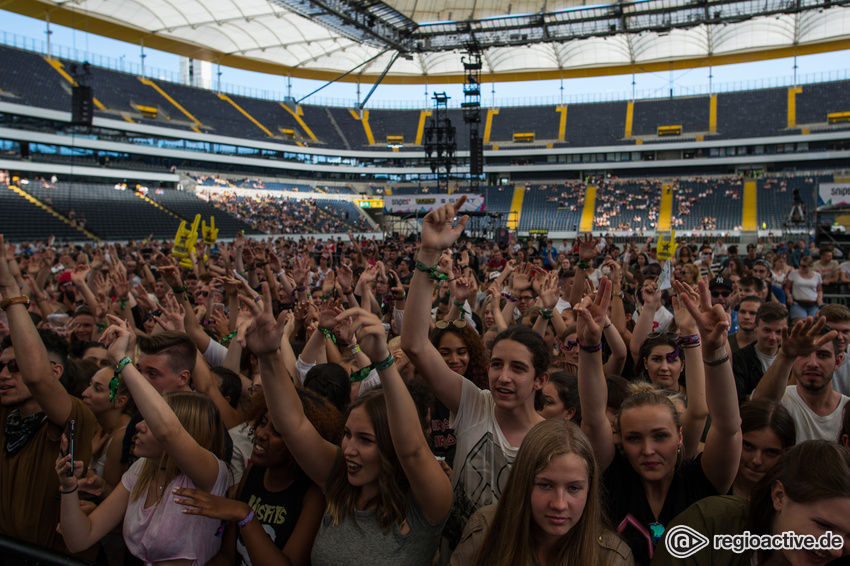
[704,353,730,367]
[577,341,603,353]
[237,509,256,529]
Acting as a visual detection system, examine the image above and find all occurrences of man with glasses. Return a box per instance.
[709,276,738,335]
[0,235,97,557]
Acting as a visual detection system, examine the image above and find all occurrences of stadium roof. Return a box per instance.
[7,0,850,84]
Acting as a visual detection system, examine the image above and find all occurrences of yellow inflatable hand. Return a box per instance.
[172,214,201,268]
[656,230,678,261]
[202,216,218,246]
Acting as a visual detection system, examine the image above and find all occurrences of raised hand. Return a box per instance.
[578,233,600,262]
[99,315,136,364]
[574,276,612,347]
[317,298,342,330]
[539,273,560,310]
[70,264,91,287]
[671,281,699,334]
[512,262,533,291]
[674,280,729,353]
[336,308,389,363]
[779,316,836,360]
[451,275,476,303]
[291,256,309,288]
[420,195,469,253]
[238,283,287,357]
[335,263,353,291]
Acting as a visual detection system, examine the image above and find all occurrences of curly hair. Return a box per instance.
[429,324,489,390]
[247,387,344,448]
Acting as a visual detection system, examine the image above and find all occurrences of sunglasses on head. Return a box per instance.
[711,290,731,298]
[0,359,20,373]
[436,319,467,329]
[559,339,578,352]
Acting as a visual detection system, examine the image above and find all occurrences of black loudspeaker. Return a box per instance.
[496,227,510,247]
[469,136,484,175]
[72,85,94,126]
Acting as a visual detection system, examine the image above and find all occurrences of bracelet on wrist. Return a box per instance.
[349,344,362,355]
[341,287,353,295]
[414,261,450,281]
[222,330,238,344]
[577,260,591,270]
[703,353,730,366]
[172,285,188,295]
[603,321,612,329]
[501,292,518,303]
[540,308,554,320]
[374,353,395,371]
[350,365,372,383]
[237,509,256,529]
[393,292,406,299]
[319,326,337,344]
[577,340,603,353]
[59,485,78,495]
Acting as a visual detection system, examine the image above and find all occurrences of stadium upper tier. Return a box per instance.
[1,45,850,154]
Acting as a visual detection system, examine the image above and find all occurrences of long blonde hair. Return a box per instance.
[130,392,227,502]
[472,419,608,566]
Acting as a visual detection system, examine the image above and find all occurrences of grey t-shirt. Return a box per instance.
[311,492,448,566]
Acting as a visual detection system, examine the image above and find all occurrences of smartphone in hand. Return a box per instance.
[67,420,76,477]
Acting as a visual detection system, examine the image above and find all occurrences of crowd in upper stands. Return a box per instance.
[2,192,850,566]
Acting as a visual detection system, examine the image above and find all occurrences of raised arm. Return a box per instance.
[671,283,708,458]
[569,234,599,307]
[242,285,338,488]
[102,317,221,492]
[576,277,616,471]
[401,197,469,414]
[678,280,742,493]
[752,316,833,402]
[0,235,71,425]
[341,308,452,523]
[630,281,661,362]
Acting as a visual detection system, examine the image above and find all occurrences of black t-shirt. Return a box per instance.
[602,450,718,566]
[430,399,457,467]
[236,465,312,565]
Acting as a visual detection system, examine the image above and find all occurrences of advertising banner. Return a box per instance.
[384,194,485,214]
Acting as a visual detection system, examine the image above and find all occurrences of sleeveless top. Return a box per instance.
[235,465,313,566]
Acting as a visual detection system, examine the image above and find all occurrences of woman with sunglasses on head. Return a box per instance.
[579,279,741,566]
[235,286,452,566]
[402,196,551,552]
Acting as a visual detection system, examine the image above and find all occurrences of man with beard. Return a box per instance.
[753,316,849,442]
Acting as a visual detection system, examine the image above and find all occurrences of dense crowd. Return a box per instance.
[1,201,850,566]
[199,191,375,234]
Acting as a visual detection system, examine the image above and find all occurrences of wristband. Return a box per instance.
[172,285,188,295]
[703,353,730,367]
[349,344,362,355]
[222,330,238,343]
[373,353,395,371]
[59,486,78,495]
[1,296,30,311]
[414,261,450,281]
[393,292,406,299]
[350,365,372,383]
[96,322,108,332]
[679,334,700,346]
[501,292,518,303]
[577,260,591,270]
[452,299,467,315]
[237,509,256,528]
[120,299,128,310]
[341,287,353,295]
[612,291,624,299]
[111,356,132,402]
[319,326,337,344]
[540,308,554,320]
[577,340,603,353]
[603,321,612,329]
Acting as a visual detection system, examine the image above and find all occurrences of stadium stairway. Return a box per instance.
[136,193,183,221]
[508,187,524,230]
[3,184,98,241]
[579,186,597,232]
[139,78,203,133]
[657,184,674,232]
[743,180,758,232]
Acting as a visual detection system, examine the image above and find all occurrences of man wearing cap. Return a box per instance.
[709,276,738,334]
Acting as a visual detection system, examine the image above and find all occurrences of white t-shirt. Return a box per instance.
[555,297,571,313]
[445,379,519,546]
[832,354,850,397]
[754,347,777,374]
[780,386,849,442]
[787,270,822,301]
[228,423,253,487]
[632,306,674,333]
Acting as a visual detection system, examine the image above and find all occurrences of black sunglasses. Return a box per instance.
[711,291,731,298]
[0,359,20,373]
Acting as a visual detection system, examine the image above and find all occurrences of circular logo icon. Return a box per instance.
[664,525,710,558]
